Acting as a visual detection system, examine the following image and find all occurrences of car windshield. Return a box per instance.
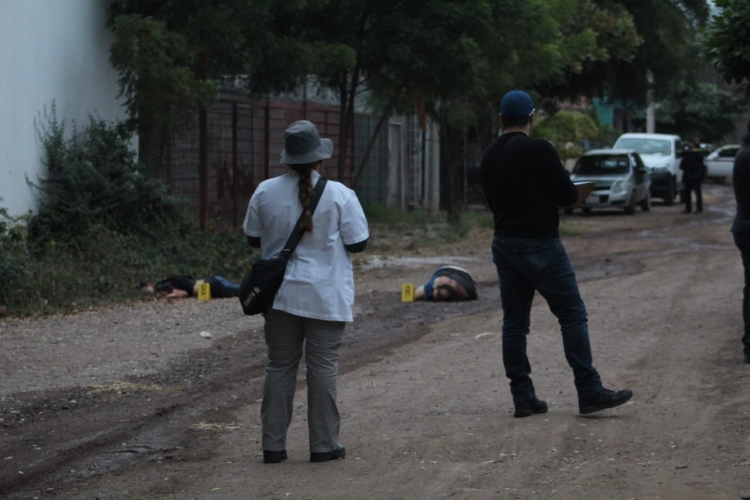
[573,155,631,175]
[614,138,672,155]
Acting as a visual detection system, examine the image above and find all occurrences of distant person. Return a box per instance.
[141,275,239,299]
[414,266,478,301]
[680,136,707,214]
[243,120,369,463]
[479,89,633,417]
[731,120,750,364]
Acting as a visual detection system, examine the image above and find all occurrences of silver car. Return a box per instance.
[567,149,651,215]
[706,144,740,184]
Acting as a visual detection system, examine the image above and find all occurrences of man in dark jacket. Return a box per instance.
[479,89,633,417]
[680,136,708,213]
[732,121,750,363]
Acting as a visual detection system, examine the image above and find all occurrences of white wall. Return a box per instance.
[0,0,125,217]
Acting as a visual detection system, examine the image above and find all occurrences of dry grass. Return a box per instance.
[355,207,587,263]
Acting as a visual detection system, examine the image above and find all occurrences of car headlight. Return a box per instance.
[611,180,632,194]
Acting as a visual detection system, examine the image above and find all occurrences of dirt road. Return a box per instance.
[1,184,749,499]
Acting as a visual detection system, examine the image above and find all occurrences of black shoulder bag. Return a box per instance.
[239,178,328,316]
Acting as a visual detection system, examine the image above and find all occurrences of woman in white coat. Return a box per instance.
[243,120,369,464]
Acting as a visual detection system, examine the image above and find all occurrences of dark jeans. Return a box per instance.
[683,178,703,212]
[492,236,603,401]
[731,222,750,356]
[206,276,240,298]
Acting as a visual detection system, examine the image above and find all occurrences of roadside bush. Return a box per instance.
[28,105,189,252]
[0,205,34,310]
[532,111,600,161]
[1,107,252,317]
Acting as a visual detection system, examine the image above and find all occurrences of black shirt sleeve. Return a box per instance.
[345,239,368,253]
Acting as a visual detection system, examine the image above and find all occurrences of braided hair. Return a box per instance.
[289,161,321,231]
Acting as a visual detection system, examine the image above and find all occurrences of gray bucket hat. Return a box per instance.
[279,120,334,165]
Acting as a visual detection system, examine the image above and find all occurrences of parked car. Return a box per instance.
[566,149,651,215]
[705,144,740,184]
[612,133,683,205]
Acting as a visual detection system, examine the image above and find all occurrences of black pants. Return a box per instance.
[732,222,750,357]
[683,178,703,213]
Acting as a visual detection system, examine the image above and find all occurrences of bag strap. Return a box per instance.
[278,177,328,261]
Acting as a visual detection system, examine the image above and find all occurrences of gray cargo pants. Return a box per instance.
[261,308,346,454]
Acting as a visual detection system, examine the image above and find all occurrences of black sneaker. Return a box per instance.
[263,449,288,463]
[310,444,346,463]
[514,398,549,418]
[579,388,633,415]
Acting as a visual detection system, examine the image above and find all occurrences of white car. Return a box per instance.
[706,144,740,184]
[613,133,683,205]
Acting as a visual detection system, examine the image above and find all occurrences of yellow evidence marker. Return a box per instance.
[401,283,415,302]
[197,281,212,300]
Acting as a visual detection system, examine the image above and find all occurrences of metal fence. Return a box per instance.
[164,94,440,228]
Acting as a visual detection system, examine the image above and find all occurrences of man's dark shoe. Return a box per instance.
[514,398,549,418]
[310,444,346,463]
[744,352,750,364]
[263,450,288,464]
[579,388,633,415]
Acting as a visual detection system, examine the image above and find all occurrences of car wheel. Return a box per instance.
[624,194,636,215]
[563,207,574,215]
[664,178,675,206]
[581,208,592,215]
[640,190,651,212]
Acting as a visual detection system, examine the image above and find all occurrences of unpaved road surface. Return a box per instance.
[1,184,749,500]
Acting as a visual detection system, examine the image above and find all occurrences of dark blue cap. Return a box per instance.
[500,90,535,117]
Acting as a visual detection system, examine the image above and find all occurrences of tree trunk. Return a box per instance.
[337,75,348,183]
[199,108,209,229]
[439,113,463,225]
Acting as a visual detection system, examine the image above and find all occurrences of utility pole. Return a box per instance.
[646,70,656,133]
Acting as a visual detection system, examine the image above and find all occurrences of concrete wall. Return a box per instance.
[0,0,125,217]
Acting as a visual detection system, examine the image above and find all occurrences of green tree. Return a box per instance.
[656,79,749,142]
[428,0,641,221]
[109,13,215,173]
[295,0,494,186]
[541,0,709,106]
[704,0,750,96]
[108,0,307,227]
[531,111,600,161]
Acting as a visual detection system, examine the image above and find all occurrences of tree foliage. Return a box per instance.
[656,79,749,142]
[28,104,187,250]
[541,0,709,105]
[532,111,600,161]
[704,0,750,96]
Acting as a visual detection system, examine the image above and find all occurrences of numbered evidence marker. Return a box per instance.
[197,281,212,300]
[401,283,415,302]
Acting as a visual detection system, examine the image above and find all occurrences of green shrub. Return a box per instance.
[0,205,34,309]
[0,107,253,317]
[28,104,189,253]
[532,110,600,161]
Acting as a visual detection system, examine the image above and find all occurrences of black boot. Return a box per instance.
[263,450,288,464]
[579,388,633,414]
[310,444,346,463]
[514,398,549,418]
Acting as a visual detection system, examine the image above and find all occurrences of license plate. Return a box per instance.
[584,195,599,205]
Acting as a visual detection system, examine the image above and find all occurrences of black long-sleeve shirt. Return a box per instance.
[479,132,577,239]
[734,143,750,220]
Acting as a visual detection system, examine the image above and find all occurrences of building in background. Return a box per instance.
[0,0,126,217]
